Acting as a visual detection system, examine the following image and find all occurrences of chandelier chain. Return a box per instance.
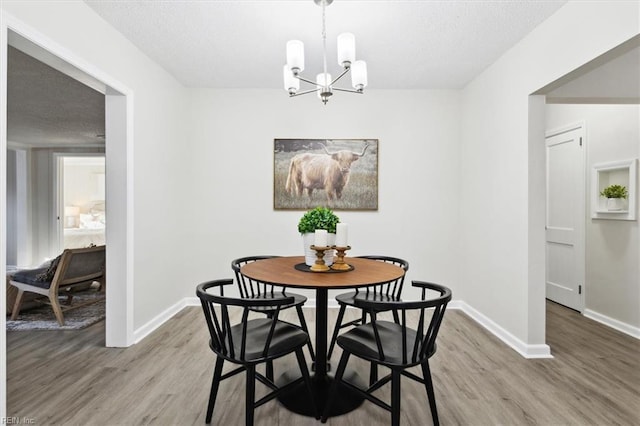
[322,0,328,85]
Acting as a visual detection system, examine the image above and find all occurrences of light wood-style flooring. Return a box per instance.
[7,301,640,425]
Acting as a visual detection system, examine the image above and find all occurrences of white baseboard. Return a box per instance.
[143,297,552,358]
[449,301,553,359]
[184,296,200,307]
[134,298,192,343]
[584,309,640,339]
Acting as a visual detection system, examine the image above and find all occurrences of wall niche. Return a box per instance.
[591,158,637,220]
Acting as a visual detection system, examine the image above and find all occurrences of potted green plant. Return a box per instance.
[298,207,340,266]
[600,184,628,211]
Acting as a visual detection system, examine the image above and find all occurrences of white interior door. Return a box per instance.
[545,125,585,311]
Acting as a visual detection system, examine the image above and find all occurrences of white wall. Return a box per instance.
[460,1,639,349]
[63,159,105,213]
[546,104,640,330]
[31,148,56,263]
[184,89,461,302]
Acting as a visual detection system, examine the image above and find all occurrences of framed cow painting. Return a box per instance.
[273,139,378,210]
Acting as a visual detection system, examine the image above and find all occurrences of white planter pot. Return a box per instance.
[302,233,335,266]
[607,198,624,211]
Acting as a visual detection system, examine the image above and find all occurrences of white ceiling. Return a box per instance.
[84,0,569,89]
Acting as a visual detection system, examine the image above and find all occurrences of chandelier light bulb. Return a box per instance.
[283,65,300,94]
[351,60,368,91]
[316,73,332,91]
[337,33,356,68]
[316,73,333,103]
[317,73,332,86]
[286,40,305,73]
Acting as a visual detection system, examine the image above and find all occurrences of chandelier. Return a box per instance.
[283,0,368,105]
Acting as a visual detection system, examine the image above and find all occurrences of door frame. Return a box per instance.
[545,121,586,313]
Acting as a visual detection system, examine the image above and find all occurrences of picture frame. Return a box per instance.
[274,139,379,210]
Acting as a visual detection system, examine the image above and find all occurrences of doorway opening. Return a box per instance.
[2,25,133,358]
[56,155,106,252]
[533,35,640,341]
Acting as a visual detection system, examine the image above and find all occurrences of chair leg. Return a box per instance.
[421,361,439,426]
[296,305,315,361]
[263,311,275,381]
[391,369,401,426]
[295,348,319,419]
[206,357,225,424]
[10,289,25,320]
[266,360,274,382]
[321,350,350,423]
[49,293,65,326]
[245,365,256,426]
[369,361,378,386]
[327,304,347,359]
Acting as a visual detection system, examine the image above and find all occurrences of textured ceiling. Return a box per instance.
[7,46,105,147]
[85,0,569,89]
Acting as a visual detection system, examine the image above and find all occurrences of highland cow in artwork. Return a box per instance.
[285,143,369,202]
[274,139,378,210]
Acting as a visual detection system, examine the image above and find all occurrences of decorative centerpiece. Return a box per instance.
[298,207,339,266]
[310,243,332,272]
[330,223,351,270]
[600,184,628,211]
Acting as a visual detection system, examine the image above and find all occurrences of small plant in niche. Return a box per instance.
[600,184,628,199]
[298,207,340,234]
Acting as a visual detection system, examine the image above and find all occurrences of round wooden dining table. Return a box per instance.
[241,255,405,417]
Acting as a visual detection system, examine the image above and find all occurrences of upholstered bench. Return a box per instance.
[8,245,105,325]
[6,273,40,315]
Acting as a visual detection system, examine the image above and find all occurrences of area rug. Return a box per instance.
[6,290,105,331]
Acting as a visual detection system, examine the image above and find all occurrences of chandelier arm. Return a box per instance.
[332,87,364,94]
[330,67,350,86]
[294,74,318,87]
[289,88,321,97]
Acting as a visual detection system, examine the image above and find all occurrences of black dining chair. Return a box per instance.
[231,256,315,376]
[327,255,408,384]
[321,280,452,426]
[196,279,318,425]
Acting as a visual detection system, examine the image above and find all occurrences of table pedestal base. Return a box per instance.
[277,369,365,417]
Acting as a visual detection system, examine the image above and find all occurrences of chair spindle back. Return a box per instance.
[196,279,294,362]
[231,256,283,299]
[356,256,409,300]
[355,280,451,365]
